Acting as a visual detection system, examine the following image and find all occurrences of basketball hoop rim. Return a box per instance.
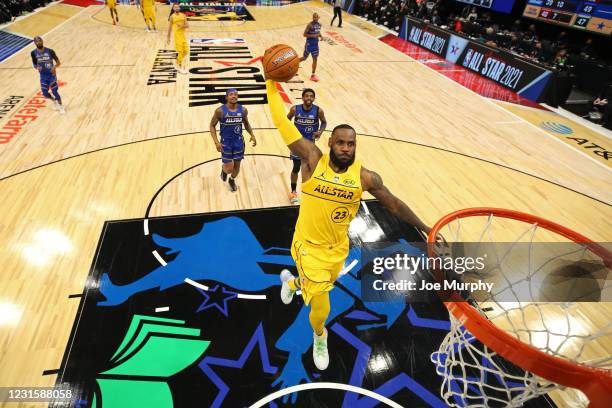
[427,207,612,406]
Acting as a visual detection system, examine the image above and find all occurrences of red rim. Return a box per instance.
[427,208,612,407]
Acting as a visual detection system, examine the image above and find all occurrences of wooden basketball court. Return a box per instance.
[0,1,610,407]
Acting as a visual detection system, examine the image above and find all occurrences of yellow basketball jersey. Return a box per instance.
[171,12,187,37]
[295,154,363,248]
[142,0,154,8]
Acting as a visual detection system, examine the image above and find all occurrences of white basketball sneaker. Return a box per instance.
[313,329,329,370]
[58,104,65,114]
[52,100,59,111]
[280,269,296,305]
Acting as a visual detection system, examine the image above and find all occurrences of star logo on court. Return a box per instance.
[198,323,278,406]
[196,285,238,317]
[597,22,605,30]
[331,322,448,406]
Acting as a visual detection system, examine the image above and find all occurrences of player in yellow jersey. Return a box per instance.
[266,78,437,370]
[166,3,189,74]
[105,0,119,25]
[139,0,157,32]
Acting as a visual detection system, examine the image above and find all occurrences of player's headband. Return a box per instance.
[34,36,42,41]
[226,88,238,95]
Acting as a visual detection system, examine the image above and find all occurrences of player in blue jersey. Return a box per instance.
[209,89,257,192]
[300,13,322,82]
[31,36,65,114]
[286,88,326,204]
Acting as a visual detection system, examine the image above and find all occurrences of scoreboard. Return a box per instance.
[523,0,612,35]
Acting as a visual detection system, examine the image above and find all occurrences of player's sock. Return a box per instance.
[310,293,330,370]
[287,276,300,291]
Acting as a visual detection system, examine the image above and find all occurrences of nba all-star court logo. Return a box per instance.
[147,50,179,86]
[53,203,474,407]
[188,38,267,106]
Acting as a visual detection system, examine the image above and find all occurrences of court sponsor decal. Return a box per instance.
[325,31,363,53]
[0,93,46,144]
[540,121,573,134]
[147,49,178,86]
[539,121,609,161]
[321,37,338,46]
[188,38,267,106]
[0,86,68,145]
[0,96,24,120]
[565,136,610,160]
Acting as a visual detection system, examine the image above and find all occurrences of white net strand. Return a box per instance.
[431,213,612,407]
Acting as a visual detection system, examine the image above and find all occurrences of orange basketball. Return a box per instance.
[263,44,300,82]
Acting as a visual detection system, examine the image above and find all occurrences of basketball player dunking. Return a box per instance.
[300,13,322,82]
[286,88,327,204]
[266,78,437,369]
[209,89,256,192]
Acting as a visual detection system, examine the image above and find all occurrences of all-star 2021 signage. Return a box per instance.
[188,38,267,106]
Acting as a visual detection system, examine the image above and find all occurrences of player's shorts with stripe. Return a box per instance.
[40,74,57,89]
[290,237,347,305]
[221,136,245,163]
[303,41,319,58]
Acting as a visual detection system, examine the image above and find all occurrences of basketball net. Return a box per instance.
[427,208,612,407]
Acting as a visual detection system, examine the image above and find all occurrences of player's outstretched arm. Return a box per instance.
[266,79,322,165]
[361,167,432,236]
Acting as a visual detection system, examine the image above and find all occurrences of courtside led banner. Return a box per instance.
[400,17,450,57]
[399,17,553,101]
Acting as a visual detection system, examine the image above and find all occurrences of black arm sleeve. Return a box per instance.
[49,48,58,61]
[31,50,37,67]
